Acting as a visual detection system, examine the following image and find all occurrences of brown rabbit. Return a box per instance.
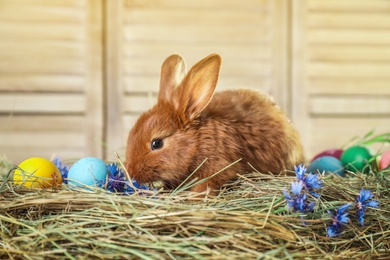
[125,54,304,195]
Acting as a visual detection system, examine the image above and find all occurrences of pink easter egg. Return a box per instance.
[379,150,390,170]
[311,148,344,162]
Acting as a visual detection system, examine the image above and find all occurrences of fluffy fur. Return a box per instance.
[125,54,304,195]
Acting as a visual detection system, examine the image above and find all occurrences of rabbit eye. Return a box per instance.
[151,139,164,150]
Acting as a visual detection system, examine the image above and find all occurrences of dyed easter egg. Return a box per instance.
[307,156,345,176]
[311,148,344,162]
[379,150,390,170]
[340,146,372,173]
[67,157,108,189]
[13,157,63,188]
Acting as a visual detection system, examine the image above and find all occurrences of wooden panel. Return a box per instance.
[0,132,85,147]
[307,0,390,12]
[309,46,390,62]
[123,8,269,26]
[0,56,85,74]
[307,63,390,78]
[310,95,390,116]
[1,0,86,7]
[0,94,85,113]
[0,0,103,163]
[308,30,390,45]
[0,75,84,92]
[308,78,390,95]
[0,23,83,41]
[123,25,270,43]
[123,42,272,60]
[0,40,83,57]
[0,3,84,23]
[309,13,390,29]
[0,115,84,131]
[292,0,390,159]
[124,0,269,10]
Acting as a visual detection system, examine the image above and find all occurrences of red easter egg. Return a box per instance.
[379,150,390,170]
[311,148,344,162]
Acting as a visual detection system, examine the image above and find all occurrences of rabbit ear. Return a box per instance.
[175,54,221,121]
[158,54,186,103]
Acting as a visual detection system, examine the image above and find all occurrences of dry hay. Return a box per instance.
[0,156,390,259]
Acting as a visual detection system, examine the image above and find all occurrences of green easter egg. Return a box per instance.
[340,146,372,173]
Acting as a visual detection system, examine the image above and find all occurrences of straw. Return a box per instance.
[1,155,389,259]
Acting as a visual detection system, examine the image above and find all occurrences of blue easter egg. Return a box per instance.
[307,156,345,176]
[67,157,108,189]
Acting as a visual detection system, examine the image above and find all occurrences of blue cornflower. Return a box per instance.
[123,180,150,195]
[106,163,149,194]
[283,181,315,213]
[52,158,69,184]
[356,189,380,226]
[294,164,323,197]
[106,163,127,192]
[327,203,351,237]
[294,164,306,180]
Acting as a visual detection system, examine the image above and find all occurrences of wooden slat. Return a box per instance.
[0,132,85,147]
[123,8,269,26]
[123,42,272,60]
[307,63,390,78]
[308,78,390,95]
[308,0,390,12]
[0,40,83,57]
[309,46,390,62]
[0,115,84,131]
[0,94,85,113]
[308,30,390,45]
[309,95,390,115]
[0,75,84,92]
[0,23,83,41]
[309,13,390,29]
[0,4,84,23]
[0,57,84,74]
[1,0,86,7]
[123,24,270,44]
[125,0,269,11]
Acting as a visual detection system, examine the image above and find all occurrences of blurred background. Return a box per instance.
[0,0,389,164]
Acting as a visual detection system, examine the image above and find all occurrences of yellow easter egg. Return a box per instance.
[13,157,63,188]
